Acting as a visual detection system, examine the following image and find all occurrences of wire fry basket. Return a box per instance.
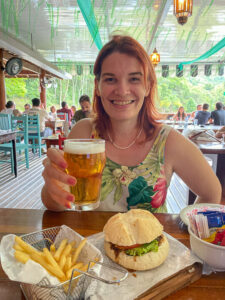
[19,226,128,300]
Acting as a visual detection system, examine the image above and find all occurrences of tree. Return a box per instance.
[5,78,26,99]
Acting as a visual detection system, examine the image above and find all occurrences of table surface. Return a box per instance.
[0,208,225,300]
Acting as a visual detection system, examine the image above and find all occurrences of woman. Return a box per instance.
[173,106,187,121]
[42,35,221,212]
[49,105,57,121]
[71,105,76,116]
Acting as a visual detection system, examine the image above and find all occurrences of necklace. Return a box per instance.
[108,128,143,150]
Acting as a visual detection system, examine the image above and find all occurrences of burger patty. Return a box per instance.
[110,235,163,258]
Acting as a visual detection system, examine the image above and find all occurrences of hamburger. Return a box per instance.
[103,209,169,271]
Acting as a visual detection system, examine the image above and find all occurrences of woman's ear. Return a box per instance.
[95,78,100,96]
[145,83,150,97]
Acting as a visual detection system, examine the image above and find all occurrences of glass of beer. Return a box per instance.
[64,139,106,210]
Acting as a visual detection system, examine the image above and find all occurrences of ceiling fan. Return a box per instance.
[5,57,23,76]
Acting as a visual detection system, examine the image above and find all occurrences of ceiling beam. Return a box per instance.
[0,28,72,80]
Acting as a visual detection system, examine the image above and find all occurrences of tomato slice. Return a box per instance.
[115,244,142,250]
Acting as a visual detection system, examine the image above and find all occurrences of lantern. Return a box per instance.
[174,0,193,25]
[150,48,160,66]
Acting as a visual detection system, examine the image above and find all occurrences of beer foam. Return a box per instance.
[64,141,105,154]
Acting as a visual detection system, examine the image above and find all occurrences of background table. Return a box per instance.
[0,209,225,299]
[0,131,17,177]
[189,141,225,204]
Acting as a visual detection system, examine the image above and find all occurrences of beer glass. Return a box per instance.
[64,139,106,210]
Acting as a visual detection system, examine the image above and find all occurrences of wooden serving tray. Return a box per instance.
[136,262,202,300]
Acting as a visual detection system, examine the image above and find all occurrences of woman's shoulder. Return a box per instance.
[68,118,94,138]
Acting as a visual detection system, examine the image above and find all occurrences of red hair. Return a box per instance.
[93,35,160,141]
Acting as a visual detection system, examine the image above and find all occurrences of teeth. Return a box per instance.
[112,100,133,105]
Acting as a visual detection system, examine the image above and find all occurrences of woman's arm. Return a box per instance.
[165,129,221,204]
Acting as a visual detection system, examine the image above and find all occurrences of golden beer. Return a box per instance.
[64,139,105,210]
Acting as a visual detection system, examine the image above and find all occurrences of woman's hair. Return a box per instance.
[177,106,185,119]
[93,35,160,141]
[6,101,14,109]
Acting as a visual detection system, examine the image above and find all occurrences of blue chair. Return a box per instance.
[28,115,45,157]
[0,113,11,130]
[0,115,29,173]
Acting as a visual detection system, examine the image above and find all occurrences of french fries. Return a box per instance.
[13,235,94,287]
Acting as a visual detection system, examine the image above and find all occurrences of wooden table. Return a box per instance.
[175,124,223,133]
[0,209,225,299]
[0,131,17,177]
[188,141,225,204]
[42,134,66,150]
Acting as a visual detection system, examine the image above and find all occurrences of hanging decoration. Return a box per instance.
[204,65,212,76]
[218,64,224,76]
[150,48,160,66]
[174,0,193,25]
[179,37,225,70]
[176,65,183,77]
[77,0,103,50]
[89,65,94,75]
[162,65,169,77]
[76,65,83,75]
[190,65,198,77]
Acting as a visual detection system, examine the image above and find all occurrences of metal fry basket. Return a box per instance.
[19,226,128,300]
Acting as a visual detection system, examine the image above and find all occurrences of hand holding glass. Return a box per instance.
[64,139,106,210]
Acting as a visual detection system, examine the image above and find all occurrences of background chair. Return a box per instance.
[0,115,29,173]
[58,134,67,150]
[28,115,45,157]
[0,113,11,130]
[57,112,69,122]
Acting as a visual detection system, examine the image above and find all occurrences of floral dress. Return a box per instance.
[93,125,172,212]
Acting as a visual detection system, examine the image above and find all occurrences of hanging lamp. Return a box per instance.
[174,0,193,25]
[150,48,160,66]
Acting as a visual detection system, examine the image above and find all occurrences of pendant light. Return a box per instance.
[150,48,160,66]
[174,0,193,25]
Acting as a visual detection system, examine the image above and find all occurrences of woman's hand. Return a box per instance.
[42,148,76,211]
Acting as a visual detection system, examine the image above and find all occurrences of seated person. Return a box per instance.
[24,98,51,136]
[41,35,221,213]
[23,103,31,113]
[194,103,211,125]
[211,102,225,125]
[49,106,57,121]
[71,105,76,116]
[190,104,202,120]
[57,101,73,126]
[173,106,187,121]
[73,95,92,123]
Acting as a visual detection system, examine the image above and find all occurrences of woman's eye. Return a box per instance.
[130,77,140,82]
[104,77,115,82]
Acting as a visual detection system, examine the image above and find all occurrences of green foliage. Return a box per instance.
[5,72,225,114]
[157,76,225,113]
[5,78,26,100]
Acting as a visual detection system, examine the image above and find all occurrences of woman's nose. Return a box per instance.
[114,80,130,96]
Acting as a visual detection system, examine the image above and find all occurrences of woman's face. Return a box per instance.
[179,107,184,113]
[96,52,149,123]
[51,106,56,113]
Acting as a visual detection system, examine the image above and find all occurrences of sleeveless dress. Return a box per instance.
[92,125,172,212]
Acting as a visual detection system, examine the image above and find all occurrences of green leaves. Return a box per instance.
[127,176,154,210]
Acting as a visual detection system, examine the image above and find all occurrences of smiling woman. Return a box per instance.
[41,35,221,213]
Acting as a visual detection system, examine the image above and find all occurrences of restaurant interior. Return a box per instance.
[0,0,225,299]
